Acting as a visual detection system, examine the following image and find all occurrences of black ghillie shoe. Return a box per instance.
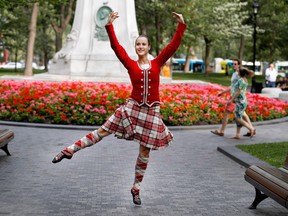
[131,189,141,205]
[52,151,72,163]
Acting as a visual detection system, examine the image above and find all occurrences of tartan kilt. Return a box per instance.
[101,99,173,150]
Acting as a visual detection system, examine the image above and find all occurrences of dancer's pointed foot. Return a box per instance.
[52,151,72,163]
[131,189,141,205]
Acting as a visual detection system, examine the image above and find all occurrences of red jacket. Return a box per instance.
[105,22,186,107]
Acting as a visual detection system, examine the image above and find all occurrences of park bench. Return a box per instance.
[0,129,14,156]
[244,154,288,209]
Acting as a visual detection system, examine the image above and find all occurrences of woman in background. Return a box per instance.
[228,68,256,138]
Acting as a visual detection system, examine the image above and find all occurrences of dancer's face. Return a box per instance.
[135,37,150,57]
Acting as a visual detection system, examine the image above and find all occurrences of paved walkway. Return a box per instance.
[0,118,288,216]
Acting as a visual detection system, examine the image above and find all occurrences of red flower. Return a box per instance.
[0,80,287,125]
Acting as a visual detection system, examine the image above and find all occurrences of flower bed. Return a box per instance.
[0,80,287,126]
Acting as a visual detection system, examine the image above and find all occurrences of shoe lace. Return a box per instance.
[134,193,140,203]
[56,151,65,160]
[135,194,140,199]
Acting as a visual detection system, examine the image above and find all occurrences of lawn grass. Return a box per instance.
[0,68,45,76]
[236,142,288,167]
[172,71,266,87]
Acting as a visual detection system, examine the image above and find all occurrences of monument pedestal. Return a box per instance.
[40,0,140,82]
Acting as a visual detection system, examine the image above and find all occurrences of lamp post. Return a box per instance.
[251,1,259,93]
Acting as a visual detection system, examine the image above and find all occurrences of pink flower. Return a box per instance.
[0,80,286,126]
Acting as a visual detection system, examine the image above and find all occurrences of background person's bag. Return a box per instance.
[225,102,236,113]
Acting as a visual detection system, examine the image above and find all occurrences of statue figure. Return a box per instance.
[95,6,112,41]
[53,29,79,63]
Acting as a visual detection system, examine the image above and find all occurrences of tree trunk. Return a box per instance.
[44,51,49,71]
[204,36,211,76]
[51,0,74,52]
[55,32,63,52]
[184,46,194,73]
[24,2,39,76]
[238,35,245,63]
[15,48,18,72]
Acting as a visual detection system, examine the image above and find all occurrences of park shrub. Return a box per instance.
[0,80,287,126]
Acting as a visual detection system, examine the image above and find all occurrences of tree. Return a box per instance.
[165,1,199,73]
[0,0,74,75]
[35,2,57,70]
[256,0,288,62]
[135,0,198,72]
[24,2,39,76]
[0,4,30,68]
[50,0,75,52]
[190,0,252,75]
[135,0,252,74]
[135,0,170,56]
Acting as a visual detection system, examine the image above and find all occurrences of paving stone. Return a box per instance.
[0,118,287,216]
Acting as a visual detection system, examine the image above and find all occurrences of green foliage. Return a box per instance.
[135,0,288,64]
[237,142,288,167]
[172,72,266,86]
[135,0,175,55]
[0,0,72,8]
[0,0,74,69]
[256,0,288,61]
[0,68,45,75]
[0,5,31,62]
[1,0,288,68]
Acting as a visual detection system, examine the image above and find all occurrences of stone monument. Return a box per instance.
[38,0,139,82]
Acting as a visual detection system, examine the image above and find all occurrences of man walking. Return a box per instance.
[265,63,278,87]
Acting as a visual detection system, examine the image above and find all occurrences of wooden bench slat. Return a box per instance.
[0,129,14,138]
[0,132,14,144]
[244,154,288,210]
[245,166,288,200]
[256,166,288,184]
[0,129,14,156]
[247,165,288,186]
[245,175,287,208]
[279,168,288,174]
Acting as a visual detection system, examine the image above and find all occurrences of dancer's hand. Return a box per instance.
[172,12,185,24]
[107,11,119,25]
